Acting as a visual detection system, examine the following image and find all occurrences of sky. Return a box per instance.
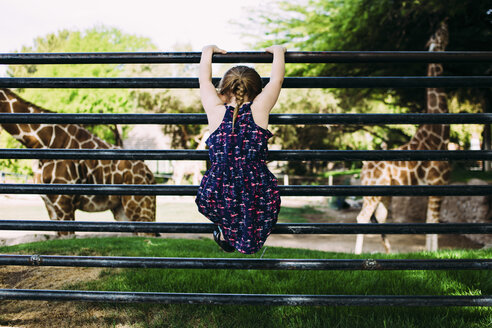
[0,0,270,75]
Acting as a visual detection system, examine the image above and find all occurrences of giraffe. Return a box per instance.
[171,130,209,185]
[354,21,451,254]
[0,88,156,236]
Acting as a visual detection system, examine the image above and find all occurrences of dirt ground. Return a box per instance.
[0,266,112,327]
[0,194,487,327]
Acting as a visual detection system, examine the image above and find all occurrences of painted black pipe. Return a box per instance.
[0,149,490,161]
[0,76,491,89]
[1,51,491,64]
[0,113,490,125]
[0,221,489,234]
[0,289,489,306]
[0,254,490,270]
[0,184,490,196]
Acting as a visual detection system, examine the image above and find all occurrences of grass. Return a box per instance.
[450,165,492,183]
[320,169,361,178]
[277,205,324,223]
[0,237,491,327]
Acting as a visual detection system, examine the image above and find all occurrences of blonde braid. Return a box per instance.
[218,66,262,133]
[232,79,246,132]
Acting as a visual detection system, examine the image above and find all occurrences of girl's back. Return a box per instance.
[195,45,285,254]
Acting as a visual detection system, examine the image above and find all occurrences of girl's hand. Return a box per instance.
[265,45,286,54]
[202,45,227,54]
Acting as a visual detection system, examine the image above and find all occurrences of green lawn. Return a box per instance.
[450,165,492,183]
[277,205,324,223]
[0,237,490,328]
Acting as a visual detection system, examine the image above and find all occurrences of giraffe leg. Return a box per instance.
[426,196,442,251]
[374,197,391,253]
[355,196,380,254]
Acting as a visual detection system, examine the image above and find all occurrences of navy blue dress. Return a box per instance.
[195,102,281,254]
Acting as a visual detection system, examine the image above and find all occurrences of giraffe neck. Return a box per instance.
[0,88,109,150]
[426,21,448,115]
[426,63,447,114]
[0,89,52,148]
[407,25,450,151]
[416,85,450,150]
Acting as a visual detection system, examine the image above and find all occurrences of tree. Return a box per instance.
[6,25,157,143]
[125,42,205,150]
[250,0,491,113]
[1,26,159,175]
[245,0,491,172]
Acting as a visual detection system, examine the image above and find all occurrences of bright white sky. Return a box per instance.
[0,0,270,75]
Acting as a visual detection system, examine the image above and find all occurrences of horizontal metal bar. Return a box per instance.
[1,51,491,64]
[0,221,489,234]
[0,149,490,161]
[0,254,489,270]
[0,77,490,89]
[0,289,489,306]
[0,113,490,125]
[0,184,490,196]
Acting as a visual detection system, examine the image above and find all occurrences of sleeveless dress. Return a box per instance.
[195,101,281,254]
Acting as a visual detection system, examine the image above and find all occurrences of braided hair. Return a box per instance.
[218,66,262,132]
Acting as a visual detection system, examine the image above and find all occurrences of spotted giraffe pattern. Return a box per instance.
[0,89,156,235]
[354,22,451,254]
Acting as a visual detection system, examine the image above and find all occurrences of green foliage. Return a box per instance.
[272,89,376,173]
[1,26,163,174]
[450,164,492,182]
[7,26,157,140]
[132,89,204,149]
[243,0,492,175]
[1,27,211,176]
[115,48,204,149]
[0,131,32,175]
[251,0,491,112]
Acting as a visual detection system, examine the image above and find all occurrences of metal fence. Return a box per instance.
[0,51,491,306]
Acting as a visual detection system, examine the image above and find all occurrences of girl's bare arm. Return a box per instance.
[199,45,226,113]
[252,45,286,113]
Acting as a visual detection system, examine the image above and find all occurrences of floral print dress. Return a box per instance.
[195,101,281,254]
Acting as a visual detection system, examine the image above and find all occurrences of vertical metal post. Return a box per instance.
[483,124,491,171]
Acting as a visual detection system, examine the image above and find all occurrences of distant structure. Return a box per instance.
[124,125,207,185]
[124,124,174,176]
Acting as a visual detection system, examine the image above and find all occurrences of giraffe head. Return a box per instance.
[426,20,449,52]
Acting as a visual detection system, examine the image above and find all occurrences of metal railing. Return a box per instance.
[1,51,491,64]
[0,51,490,307]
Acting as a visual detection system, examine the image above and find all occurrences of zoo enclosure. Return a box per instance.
[0,51,491,306]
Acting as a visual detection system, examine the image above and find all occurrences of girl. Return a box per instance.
[195,44,285,254]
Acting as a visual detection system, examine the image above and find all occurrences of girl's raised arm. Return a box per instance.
[252,45,286,113]
[199,45,227,113]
